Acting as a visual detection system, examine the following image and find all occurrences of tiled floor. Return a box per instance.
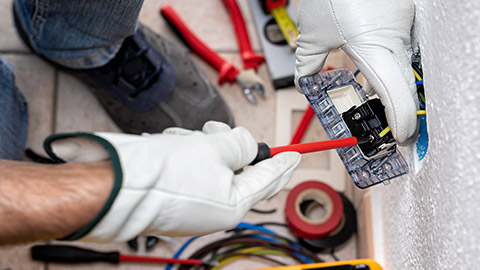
[0,0,360,269]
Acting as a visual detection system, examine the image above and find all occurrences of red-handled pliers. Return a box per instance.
[160,4,265,104]
[221,0,265,70]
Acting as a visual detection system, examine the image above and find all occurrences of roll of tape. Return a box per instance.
[285,181,343,239]
[298,192,357,252]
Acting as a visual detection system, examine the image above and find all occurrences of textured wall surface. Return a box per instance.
[376,1,480,269]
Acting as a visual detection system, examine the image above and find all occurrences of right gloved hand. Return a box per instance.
[295,0,418,144]
[44,121,301,242]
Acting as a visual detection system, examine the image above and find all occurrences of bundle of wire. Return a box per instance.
[166,223,322,270]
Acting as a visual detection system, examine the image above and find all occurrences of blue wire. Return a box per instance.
[248,234,310,263]
[165,236,198,270]
[416,80,423,86]
[165,222,313,269]
[236,223,312,263]
[236,222,277,235]
[353,69,360,77]
[419,98,426,110]
[236,223,303,250]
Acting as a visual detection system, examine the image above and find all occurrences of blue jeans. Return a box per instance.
[0,55,28,160]
[14,0,144,69]
[1,0,144,159]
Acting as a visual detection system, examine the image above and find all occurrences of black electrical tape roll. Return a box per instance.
[297,193,357,253]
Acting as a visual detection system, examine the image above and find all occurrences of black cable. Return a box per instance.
[412,62,423,79]
[330,247,339,261]
[254,222,288,228]
[249,208,277,214]
[25,149,56,164]
[204,252,287,270]
[177,235,322,270]
[224,228,307,256]
[213,242,303,263]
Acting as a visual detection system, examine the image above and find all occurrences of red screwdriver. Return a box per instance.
[251,137,358,165]
[31,245,209,267]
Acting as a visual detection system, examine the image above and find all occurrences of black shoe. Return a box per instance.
[14,9,234,134]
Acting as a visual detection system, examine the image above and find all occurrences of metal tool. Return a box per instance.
[31,245,211,267]
[160,5,265,104]
[222,0,267,102]
[248,0,296,89]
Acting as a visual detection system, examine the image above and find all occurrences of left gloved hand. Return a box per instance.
[295,0,418,144]
[44,121,301,242]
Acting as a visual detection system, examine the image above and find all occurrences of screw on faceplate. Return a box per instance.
[323,73,342,89]
[354,112,361,120]
[371,156,389,173]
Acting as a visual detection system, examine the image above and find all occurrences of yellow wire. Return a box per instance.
[212,255,245,270]
[211,248,290,270]
[379,126,391,138]
[379,110,426,138]
[413,69,422,81]
[417,110,426,115]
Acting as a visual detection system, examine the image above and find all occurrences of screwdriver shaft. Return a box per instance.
[270,137,358,156]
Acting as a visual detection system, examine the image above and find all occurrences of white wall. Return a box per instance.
[374,1,480,269]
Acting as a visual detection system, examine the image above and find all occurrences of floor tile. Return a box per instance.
[3,54,55,156]
[140,0,262,53]
[0,1,29,53]
[55,72,121,134]
[0,242,45,270]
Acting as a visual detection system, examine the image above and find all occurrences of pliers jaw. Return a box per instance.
[236,69,267,104]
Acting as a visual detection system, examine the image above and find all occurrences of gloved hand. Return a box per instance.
[295,0,418,144]
[44,121,301,242]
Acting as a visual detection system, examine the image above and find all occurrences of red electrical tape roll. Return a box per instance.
[285,181,343,239]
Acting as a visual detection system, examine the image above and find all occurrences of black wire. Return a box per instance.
[330,247,339,261]
[254,222,288,228]
[213,242,303,263]
[204,252,287,270]
[412,63,423,79]
[177,234,322,270]
[249,208,277,214]
[25,149,56,164]
[224,228,301,252]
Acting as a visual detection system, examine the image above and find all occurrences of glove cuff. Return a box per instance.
[43,133,123,241]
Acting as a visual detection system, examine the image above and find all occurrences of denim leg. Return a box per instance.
[0,55,28,160]
[14,0,144,69]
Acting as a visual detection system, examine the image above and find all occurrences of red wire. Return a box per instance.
[119,254,203,266]
[290,106,315,145]
[271,137,358,156]
[289,66,335,145]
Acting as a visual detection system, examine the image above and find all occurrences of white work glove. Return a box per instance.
[295,0,418,144]
[44,121,301,242]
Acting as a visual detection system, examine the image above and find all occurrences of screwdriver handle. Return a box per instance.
[251,142,271,165]
[31,245,119,264]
